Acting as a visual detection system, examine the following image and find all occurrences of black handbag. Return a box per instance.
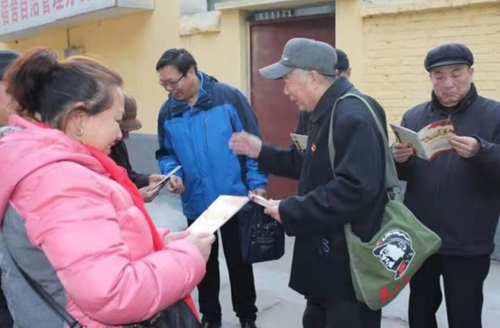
[124,301,201,328]
[239,203,285,264]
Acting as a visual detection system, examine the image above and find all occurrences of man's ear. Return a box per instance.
[187,66,197,78]
[345,68,352,79]
[310,70,323,86]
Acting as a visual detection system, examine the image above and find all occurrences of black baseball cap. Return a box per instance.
[335,49,350,72]
[424,43,473,72]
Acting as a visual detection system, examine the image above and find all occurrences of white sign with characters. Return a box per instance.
[0,0,153,41]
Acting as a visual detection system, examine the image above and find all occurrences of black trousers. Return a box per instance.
[0,275,13,328]
[187,214,257,323]
[409,254,490,328]
[302,296,381,328]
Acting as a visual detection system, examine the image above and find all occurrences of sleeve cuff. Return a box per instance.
[467,136,492,162]
[278,197,298,237]
[473,136,490,152]
[258,144,276,172]
[249,182,268,191]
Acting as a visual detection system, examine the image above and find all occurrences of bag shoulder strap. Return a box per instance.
[10,254,84,328]
[327,93,400,236]
[327,92,400,190]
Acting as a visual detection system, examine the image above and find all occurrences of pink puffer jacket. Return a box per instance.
[0,116,206,327]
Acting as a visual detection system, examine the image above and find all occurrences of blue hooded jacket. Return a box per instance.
[156,72,267,219]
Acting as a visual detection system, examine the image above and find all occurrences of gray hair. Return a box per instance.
[294,68,337,84]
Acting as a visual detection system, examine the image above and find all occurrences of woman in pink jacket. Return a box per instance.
[0,48,214,328]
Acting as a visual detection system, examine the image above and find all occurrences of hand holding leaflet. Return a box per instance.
[390,119,455,161]
[147,165,182,192]
[187,196,249,234]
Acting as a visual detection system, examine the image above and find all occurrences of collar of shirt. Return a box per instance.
[310,76,354,124]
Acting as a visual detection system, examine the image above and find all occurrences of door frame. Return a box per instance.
[244,6,336,103]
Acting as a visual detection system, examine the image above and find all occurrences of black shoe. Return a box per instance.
[240,321,257,328]
[201,321,222,328]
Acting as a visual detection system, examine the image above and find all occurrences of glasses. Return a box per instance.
[159,73,186,89]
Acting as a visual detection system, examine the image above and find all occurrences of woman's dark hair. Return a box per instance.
[155,48,198,75]
[4,48,123,128]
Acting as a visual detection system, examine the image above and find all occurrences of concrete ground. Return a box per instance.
[146,192,500,328]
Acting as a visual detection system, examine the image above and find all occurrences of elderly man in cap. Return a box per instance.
[295,48,355,135]
[392,43,500,328]
[230,38,386,328]
[0,49,19,328]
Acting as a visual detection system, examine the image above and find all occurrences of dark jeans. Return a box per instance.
[303,296,381,328]
[409,254,491,328]
[187,214,257,323]
[0,275,13,328]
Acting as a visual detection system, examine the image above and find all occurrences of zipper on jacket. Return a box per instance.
[204,117,209,148]
[433,113,452,209]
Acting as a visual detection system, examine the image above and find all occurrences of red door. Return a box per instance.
[250,14,335,199]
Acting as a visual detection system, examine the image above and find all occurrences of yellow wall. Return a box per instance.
[336,0,364,88]
[361,1,500,126]
[2,0,247,134]
[5,0,500,134]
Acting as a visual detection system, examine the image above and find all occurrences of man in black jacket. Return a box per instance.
[392,43,500,328]
[230,38,387,328]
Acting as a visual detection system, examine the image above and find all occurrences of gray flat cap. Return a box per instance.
[260,38,337,80]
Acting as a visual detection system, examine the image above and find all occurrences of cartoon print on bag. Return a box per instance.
[373,230,415,279]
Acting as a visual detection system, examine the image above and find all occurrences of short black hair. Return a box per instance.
[155,48,198,74]
[335,49,350,74]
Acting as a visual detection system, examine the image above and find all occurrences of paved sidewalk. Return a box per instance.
[146,192,500,328]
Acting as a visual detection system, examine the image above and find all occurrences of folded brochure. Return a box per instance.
[389,119,455,161]
[187,195,249,234]
[248,192,274,209]
[290,133,308,153]
[148,165,182,192]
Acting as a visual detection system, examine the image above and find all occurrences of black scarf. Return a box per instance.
[431,83,478,115]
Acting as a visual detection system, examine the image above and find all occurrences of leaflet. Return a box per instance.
[290,133,308,153]
[187,195,249,234]
[389,119,455,161]
[248,192,274,209]
[147,165,182,192]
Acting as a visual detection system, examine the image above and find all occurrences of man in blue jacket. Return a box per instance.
[393,43,500,328]
[155,48,267,328]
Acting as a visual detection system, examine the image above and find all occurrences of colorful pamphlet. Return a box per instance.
[187,195,249,234]
[390,120,455,161]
